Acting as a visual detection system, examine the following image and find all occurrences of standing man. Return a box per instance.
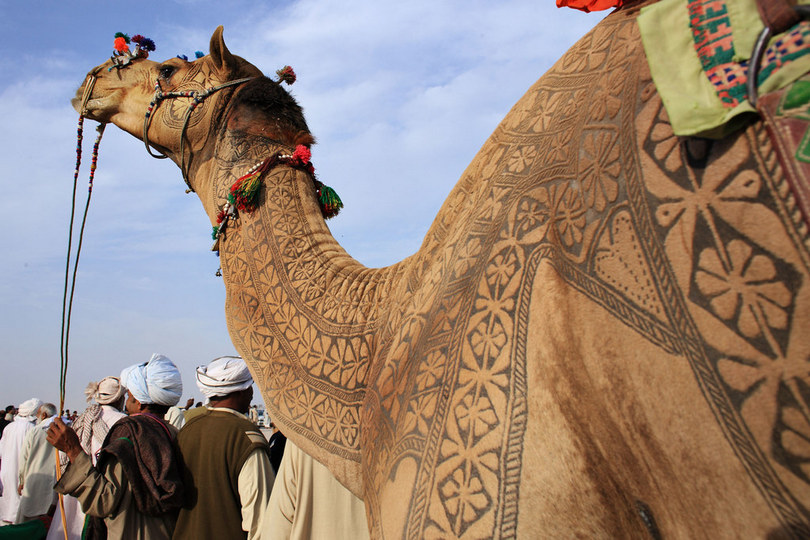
[0,398,41,525]
[0,406,14,438]
[47,376,127,540]
[263,441,369,540]
[17,403,58,524]
[173,356,274,540]
[47,353,185,540]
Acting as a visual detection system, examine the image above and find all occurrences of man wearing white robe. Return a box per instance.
[0,398,42,525]
[17,403,58,523]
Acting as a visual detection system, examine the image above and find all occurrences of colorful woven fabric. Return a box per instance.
[639,0,810,137]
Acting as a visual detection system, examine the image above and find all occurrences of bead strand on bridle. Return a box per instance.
[142,77,256,193]
[88,123,106,193]
[72,117,84,187]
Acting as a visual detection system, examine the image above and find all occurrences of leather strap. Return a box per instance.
[756,0,800,34]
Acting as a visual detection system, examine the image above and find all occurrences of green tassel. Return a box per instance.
[228,172,264,213]
[211,226,220,240]
[316,181,343,219]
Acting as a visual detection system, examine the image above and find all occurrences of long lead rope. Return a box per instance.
[59,120,105,410]
[55,116,104,540]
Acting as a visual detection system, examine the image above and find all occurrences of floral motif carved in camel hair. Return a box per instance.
[73,2,810,537]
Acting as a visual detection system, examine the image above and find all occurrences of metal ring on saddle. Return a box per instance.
[747,5,810,108]
[142,76,256,192]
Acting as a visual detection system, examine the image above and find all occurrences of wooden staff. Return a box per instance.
[53,447,69,540]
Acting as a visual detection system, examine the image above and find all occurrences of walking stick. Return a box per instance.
[53,447,69,540]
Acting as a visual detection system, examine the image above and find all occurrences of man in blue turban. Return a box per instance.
[48,353,185,540]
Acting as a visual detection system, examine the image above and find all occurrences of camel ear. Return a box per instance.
[209,26,239,77]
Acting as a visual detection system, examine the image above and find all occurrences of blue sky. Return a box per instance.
[0,1,604,410]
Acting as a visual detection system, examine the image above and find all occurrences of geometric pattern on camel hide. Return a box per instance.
[72,2,810,536]
[221,10,810,537]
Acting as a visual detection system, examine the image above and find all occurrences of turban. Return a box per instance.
[84,376,126,406]
[196,356,253,399]
[120,353,183,407]
[18,398,43,419]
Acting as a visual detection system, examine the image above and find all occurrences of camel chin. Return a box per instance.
[71,95,118,123]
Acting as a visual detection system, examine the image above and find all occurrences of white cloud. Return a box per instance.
[0,0,605,406]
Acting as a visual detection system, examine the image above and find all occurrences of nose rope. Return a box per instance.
[142,76,255,193]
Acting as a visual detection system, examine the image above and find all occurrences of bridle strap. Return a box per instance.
[143,76,255,192]
[79,68,102,116]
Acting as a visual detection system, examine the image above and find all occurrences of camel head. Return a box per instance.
[73,27,312,189]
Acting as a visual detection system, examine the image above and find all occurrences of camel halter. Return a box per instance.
[142,76,255,193]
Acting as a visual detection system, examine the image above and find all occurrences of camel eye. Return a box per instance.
[159,64,176,80]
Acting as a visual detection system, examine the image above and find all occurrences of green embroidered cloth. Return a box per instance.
[639,0,810,138]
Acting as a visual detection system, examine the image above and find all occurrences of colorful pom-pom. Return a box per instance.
[276,66,296,85]
[133,35,156,52]
[113,37,130,53]
[177,54,189,61]
[195,51,205,59]
[114,32,131,43]
[556,0,622,11]
[291,145,311,166]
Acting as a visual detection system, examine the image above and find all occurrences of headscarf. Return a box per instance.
[195,356,253,398]
[120,353,183,406]
[17,398,42,420]
[85,376,126,406]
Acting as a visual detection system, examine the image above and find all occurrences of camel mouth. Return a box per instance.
[71,89,116,122]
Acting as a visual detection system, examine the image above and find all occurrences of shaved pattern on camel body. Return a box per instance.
[73,2,810,537]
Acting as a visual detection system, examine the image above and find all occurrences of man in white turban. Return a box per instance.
[173,356,274,540]
[48,354,184,539]
[47,377,127,540]
[0,398,42,524]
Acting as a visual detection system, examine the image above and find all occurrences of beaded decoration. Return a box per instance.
[211,145,343,251]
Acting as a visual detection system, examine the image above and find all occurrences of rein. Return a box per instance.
[142,76,255,193]
[61,70,106,413]
[56,70,107,540]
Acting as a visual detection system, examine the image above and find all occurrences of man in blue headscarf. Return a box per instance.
[47,354,185,540]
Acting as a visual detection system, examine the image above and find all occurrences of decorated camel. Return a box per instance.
[72,1,810,537]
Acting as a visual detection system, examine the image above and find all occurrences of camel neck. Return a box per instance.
[203,139,405,493]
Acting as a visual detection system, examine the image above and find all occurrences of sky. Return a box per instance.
[0,0,605,411]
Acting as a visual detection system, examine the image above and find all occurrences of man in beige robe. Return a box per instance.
[264,441,369,540]
[47,376,127,540]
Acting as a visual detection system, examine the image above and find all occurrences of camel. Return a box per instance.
[72,2,810,537]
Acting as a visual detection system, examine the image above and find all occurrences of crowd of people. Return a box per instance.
[0,353,368,539]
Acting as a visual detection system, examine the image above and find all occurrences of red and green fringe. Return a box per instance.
[228,169,264,213]
[315,181,343,219]
[226,145,343,219]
